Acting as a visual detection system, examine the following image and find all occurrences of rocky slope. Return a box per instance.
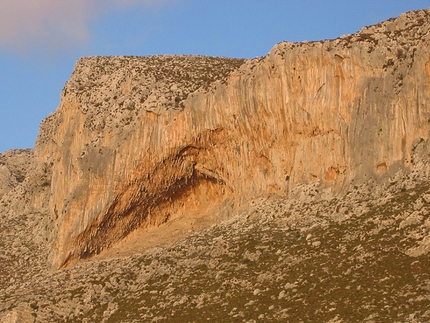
[1,148,430,322]
[1,7,430,323]
[32,8,430,269]
[0,149,32,199]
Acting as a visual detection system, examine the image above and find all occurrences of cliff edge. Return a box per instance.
[28,8,430,268]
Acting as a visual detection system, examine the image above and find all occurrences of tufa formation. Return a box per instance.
[2,8,430,322]
[1,9,430,271]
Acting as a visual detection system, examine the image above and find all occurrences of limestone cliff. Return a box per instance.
[34,9,430,268]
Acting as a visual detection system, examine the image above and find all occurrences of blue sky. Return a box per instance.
[0,0,429,153]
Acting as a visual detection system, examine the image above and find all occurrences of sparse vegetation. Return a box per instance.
[2,7,430,323]
[2,160,430,321]
[65,55,245,132]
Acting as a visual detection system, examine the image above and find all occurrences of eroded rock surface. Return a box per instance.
[1,147,430,322]
[35,8,430,268]
[0,149,32,199]
[1,7,430,323]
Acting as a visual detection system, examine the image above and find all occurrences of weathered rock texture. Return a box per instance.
[2,7,430,323]
[2,155,430,322]
[30,8,430,268]
[0,149,32,199]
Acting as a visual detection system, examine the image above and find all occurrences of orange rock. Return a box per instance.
[32,9,430,268]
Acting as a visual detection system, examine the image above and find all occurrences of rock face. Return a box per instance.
[2,158,430,322]
[3,7,430,323]
[31,9,430,268]
[0,149,33,199]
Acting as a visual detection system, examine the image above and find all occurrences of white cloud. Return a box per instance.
[0,0,168,54]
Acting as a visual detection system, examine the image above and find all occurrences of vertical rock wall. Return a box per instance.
[34,9,430,268]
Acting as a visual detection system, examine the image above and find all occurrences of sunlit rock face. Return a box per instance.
[33,9,430,268]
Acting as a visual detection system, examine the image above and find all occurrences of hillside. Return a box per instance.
[1,152,430,322]
[1,7,430,322]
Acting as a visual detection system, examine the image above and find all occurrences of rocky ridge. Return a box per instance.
[44,55,245,137]
[32,8,430,268]
[1,7,430,323]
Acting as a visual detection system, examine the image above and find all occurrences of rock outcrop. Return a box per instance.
[2,155,430,322]
[0,149,33,199]
[28,8,430,268]
[2,7,430,323]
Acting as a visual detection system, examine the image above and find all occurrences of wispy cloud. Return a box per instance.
[0,0,169,54]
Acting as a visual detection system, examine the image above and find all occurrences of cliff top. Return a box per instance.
[65,54,245,108]
[52,55,246,139]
